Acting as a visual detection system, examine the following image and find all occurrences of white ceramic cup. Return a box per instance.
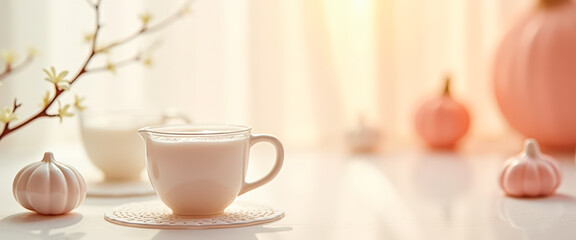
[138,124,284,216]
[80,109,189,181]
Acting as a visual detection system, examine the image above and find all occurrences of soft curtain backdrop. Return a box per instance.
[0,0,534,150]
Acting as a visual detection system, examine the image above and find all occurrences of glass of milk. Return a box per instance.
[138,124,284,216]
[79,109,189,182]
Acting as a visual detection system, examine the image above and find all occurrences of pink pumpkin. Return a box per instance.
[493,0,576,150]
[414,77,471,149]
[499,139,561,197]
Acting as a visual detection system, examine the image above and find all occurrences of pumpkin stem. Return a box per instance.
[523,139,541,158]
[538,0,569,8]
[442,75,451,96]
[42,152,55,163]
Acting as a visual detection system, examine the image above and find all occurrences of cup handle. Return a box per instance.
[239,134,284,195]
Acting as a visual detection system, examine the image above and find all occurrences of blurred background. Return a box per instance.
[0,0,535,151]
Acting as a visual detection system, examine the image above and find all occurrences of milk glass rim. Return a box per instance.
[138,123,252,136]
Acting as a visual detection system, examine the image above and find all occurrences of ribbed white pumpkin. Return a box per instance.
[13,152,86,215]
[498,139,561,197]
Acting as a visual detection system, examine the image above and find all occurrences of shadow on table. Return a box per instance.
[497,193,576,239]
[0,212,85,240]
[152,225,292,240]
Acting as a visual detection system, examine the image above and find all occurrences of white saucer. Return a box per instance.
[104,200,285,229]
[86,180,155,198]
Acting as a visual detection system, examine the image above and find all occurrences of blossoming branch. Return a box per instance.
[0,0,190,142]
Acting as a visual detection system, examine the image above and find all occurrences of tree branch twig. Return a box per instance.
[0,0,189,142]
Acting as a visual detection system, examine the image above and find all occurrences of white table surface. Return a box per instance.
[1,140,576,240]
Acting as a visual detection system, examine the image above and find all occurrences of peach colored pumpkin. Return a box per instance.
[414,77,471,149]
[499,139,561,197]
[493,0,576,150]
[13,152,86,215]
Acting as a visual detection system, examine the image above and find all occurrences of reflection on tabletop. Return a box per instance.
[495,194,576,239]
[152,226,292,240]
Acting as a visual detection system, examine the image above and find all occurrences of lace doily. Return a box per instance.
[104,200,284,229]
